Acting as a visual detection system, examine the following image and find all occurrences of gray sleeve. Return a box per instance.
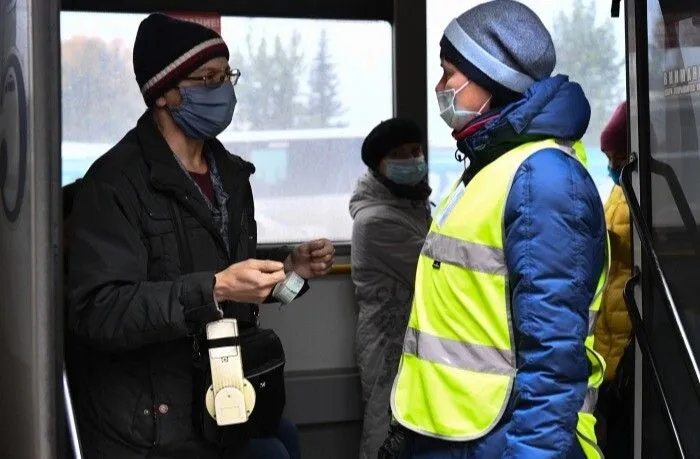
[351,215,426,288]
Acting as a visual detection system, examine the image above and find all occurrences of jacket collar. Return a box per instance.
[135,109,254,201]
[134,110,256,259]
[452,75,591,172]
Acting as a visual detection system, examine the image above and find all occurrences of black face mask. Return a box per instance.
[372,170,432,202]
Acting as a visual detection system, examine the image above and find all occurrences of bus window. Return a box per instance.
[425,0,626,204]
[250,146,289,185]
[641,1,700,455]
[60,12,393,244]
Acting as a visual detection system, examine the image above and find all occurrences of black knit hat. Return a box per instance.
[361,118,423,169]
[133,13,230,106]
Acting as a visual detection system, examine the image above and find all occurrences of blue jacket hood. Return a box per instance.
[456,75,591,165]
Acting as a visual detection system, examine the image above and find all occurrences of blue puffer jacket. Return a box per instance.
[449,75,605,458]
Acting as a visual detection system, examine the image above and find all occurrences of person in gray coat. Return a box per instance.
[349,118,431,459]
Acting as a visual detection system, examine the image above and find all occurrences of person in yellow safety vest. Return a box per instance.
[388,1,610,458]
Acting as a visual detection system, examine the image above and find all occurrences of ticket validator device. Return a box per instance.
[204,319,256,425]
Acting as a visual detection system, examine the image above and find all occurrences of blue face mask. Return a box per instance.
[169,83,237,139]
[608,165,622,185]
[386,156,428,186]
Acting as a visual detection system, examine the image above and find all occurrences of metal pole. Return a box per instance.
[624,273,686,459]
[63,365,82,459]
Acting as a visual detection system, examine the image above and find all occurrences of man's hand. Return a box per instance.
[214,259,286,304]
[285,239,335,279]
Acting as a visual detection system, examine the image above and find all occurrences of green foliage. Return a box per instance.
[551,0,624,145]
[61,28,349,139]
[305,29,347,128]
[61,37,144,142]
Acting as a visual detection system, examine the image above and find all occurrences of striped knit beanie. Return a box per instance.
[133,13,229,106]
[440,0,556,107]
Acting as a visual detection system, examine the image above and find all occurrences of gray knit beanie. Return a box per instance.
[439,0,556,106]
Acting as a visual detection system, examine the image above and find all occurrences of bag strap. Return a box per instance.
[167,199,194,273]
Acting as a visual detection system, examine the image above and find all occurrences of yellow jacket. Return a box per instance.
[593,185,632,381]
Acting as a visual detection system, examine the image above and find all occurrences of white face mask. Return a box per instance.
[436,81,492,132]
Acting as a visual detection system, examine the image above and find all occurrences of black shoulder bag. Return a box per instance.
[167,200,287,448]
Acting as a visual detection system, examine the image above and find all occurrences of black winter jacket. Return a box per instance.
[66,111,291,459]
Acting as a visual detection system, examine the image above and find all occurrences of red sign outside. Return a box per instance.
[166,12,222,34]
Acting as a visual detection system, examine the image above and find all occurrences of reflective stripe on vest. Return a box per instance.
[403,327,514,375]
[391,139,609,457]
[422,233,507,275]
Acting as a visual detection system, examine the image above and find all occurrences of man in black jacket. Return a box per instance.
[66,13,334,459]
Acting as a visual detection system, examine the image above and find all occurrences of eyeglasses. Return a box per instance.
[182,68,241,88]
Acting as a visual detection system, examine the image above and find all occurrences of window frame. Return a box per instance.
[59,0,428,248]
[60,0,393,21]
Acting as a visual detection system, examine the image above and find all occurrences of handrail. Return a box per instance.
[329,263,351,274]
[649,157,700,257]
[610,0,621,17]
[624,271,686,459]
[620,153,700,399]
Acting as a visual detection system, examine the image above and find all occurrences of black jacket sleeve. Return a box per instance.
[67,178,220,352]
[257,244,315,303]
[256,245,292,262]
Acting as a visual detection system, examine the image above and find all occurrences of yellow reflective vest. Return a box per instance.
[391,139,610,458]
